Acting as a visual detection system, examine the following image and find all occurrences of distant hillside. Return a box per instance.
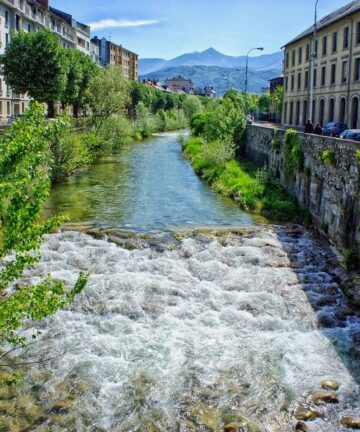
[139,47,283,75]
[140,65,281,95]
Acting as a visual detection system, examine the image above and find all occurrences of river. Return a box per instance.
[1,131,360,432]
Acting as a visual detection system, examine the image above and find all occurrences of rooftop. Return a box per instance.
[284,0,360,47]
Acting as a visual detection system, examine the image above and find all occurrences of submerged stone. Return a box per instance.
[294,421,309,431]
[309,391,339,405]
[294,406,318,421]
[341,417,360,429]
[320,380,340,391]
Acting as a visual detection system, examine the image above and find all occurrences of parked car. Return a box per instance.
[246,114,252,125]
[6,114,24,125]
[340,129,360,142]
[322,122,348,137]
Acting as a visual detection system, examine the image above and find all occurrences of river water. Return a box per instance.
[1,132,360,432]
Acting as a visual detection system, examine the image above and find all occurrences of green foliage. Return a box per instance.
[356,149,360,164]
[86,66,130,128]
[343,249,360,270]
[184,137,298,221]
[0,103,87,348]
[271,128,281,151]
[284,129,304,182]
[182,96,203,120]
[321,149,336,167]
[62,49,99,115]
[258,92,271,112]
[270,86,284,117]
[1,30,67,108]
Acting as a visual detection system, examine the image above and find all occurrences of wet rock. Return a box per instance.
[294,421,309,431]
[294,405,318,421]
[309,391,339,405]
[49,395,76,413]
[320,380,340,391]
[224,422,248,432]
[341,417,360,429]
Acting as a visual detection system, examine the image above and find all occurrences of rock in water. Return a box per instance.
[320,380,340,391]
[294,406,318,421]
[295,421,309,431]
[341,417,360,429]
[309,391,339,405]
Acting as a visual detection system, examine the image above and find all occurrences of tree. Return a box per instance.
[86,66,130,129]
[62,49,99,116]
[1,30,67,117]
[258,92,271,113]
[0,103,87,351]
[182,95,203,120]
[270,86,284,122]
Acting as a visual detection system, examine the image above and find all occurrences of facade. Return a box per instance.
[282,1,360,129]
[194,86,217,97]
[0,0,92,122]
[91,36,139,81]
[269,76,284,93]
[165,76,194,94]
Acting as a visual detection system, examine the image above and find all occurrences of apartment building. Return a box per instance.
[0,0,91,122]
[91,36,139,81]
[165,76,194,94]
[282,1,360,129]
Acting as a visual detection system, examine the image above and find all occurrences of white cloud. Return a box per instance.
[89,19,160,31]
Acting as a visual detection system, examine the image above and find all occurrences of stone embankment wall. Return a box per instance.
[245,124,360,251]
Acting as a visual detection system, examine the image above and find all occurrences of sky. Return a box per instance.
[51,0,351,59]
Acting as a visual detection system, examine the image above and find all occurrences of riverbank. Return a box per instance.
[183,136,302,222]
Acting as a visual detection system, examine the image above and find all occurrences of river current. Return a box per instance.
[1,132,360,432]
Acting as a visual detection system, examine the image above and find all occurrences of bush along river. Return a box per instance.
[1,131,360,432]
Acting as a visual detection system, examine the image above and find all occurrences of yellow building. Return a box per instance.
[282,1,360,129]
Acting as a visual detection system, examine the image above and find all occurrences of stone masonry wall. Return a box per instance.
[245,124,360,251]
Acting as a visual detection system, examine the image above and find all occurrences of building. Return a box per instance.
[282,1,360,129]
[91,36,139,81]
[165,76,194,94]
[0,0,91,122]
[269,76,284,93]
[194,86,217,98]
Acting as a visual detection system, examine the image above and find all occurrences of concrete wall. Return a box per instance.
[245,124,360,250]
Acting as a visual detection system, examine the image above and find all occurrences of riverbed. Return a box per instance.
[1,132,360,432]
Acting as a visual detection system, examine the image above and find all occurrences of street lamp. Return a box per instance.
[309,0,319,123]
[227,68,241,90]
[245,47,264,114]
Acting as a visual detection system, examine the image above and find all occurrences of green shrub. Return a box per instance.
[284,129,304,182]
[343,249,359,270]
[356,148,360,164]
[321,149,336,167]
[271,128,281,150]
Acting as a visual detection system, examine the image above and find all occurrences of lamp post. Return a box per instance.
[309,0,319,123]
[227,68,241,90]
[245,47,264,114]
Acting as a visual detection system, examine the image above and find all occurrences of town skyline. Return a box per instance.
[51,0,350,59]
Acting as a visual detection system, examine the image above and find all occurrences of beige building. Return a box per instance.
[165,76,194,94]
[282,1,360,129]
[0,0,91,122]
[91,36,139,81]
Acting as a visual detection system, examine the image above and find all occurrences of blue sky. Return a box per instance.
[51,0,349,59]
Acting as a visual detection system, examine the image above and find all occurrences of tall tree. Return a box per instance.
[86,66,130,129]
[1,29,67,117]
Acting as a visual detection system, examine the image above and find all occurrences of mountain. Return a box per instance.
[139,47,283,75]
[140,65,280,95]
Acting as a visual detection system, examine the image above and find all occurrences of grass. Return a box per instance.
[184,137,300,222]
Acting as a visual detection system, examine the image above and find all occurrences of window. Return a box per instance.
[292,50,295,66]
[0,101,2,115]
[344,27,349,49]
[7,101,10,115]
[313,68,317,87]
[285,76,288,91]
[355,58,360,81]
[28,23,31,32]
[321,66,326,86]
[291,74,295,90]
[305,70,309,88]
[5,11,9,27]
[332,32,337,52]
[322,36,327,55]
[298,47,302,64]
[306,44,310,61]
[315,39,318,57]
[297,72,301,89]
[5,33,9,47]
[342,60,348,83]
[331,64,336,84]
[0,79,2,94]
[357,22,360,44]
